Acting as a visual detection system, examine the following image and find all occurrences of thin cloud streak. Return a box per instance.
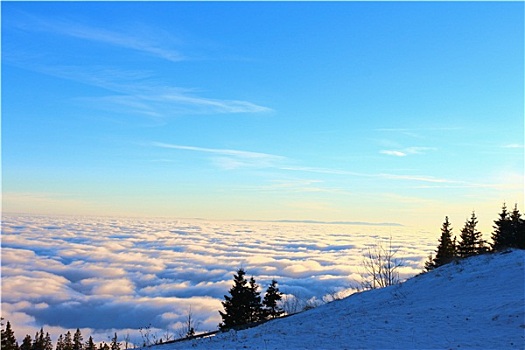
[280,165,453,184]
[380,147,436,157]
[5,16,272,117]
[148,144,457,184]
[152,142,285,161]
[12,12,185,62]
[152,142,285,170]
[12,64,273,117]
[379,174,452,184]
[380,150,407,157]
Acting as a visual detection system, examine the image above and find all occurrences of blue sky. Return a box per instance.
[2,1,523,231]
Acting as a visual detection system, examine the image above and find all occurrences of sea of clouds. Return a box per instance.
[1,214,437,345]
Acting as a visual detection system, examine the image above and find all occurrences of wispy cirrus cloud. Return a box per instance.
[7,64,272,118]
[376,127,463,139]
[379,174,452,184]
[152,142,285,169]
[4,13,272,118]
[380,150,408,157]
[280,165,453,184]
[9,11,185,62]
[380,147,436,157]
[151,142,454,184]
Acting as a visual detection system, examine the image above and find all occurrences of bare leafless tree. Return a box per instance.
[359,237,404,290]
[176,306,198,339]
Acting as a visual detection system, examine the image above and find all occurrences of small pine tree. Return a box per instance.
[432,216,457,268]
[72,330,83,350]
[97,343,109,350]
[423,253,435,272]
[1,321,19,350]
[21,335,32,350]
[457,211,486,258]
[262,280,284,319]
[84,337,96,350]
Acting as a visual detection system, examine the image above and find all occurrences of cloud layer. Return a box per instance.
[1,214,437,344]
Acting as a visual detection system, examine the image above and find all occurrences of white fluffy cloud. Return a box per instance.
[1,214,437,344]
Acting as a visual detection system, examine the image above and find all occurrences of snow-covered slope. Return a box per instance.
[157,250,525,350]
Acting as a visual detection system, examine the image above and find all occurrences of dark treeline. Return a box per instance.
[425,203,525,271]
[1,323,119,350]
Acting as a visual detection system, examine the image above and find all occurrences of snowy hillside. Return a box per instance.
[155,250,525,350]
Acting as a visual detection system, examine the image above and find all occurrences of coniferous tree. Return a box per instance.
[262,280,284,319]
[431,216,457,268]
[509,204,525,249]
[63,332,73,350]
[72,329,83,350]
[55,335,64,350]
[1,321,19,350]
[492,203,512,250]
[219,268,250,330]
[457,212,486,258]
[84,337,96,350]
[97,343,109,350]
[219,268,265,330]
[423,253,435,272]
[32,329,45,350]
[21,335,32,350]
[247,277,264,323]
[43,333,53,350]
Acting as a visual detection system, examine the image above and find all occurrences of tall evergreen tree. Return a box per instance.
[509,204,525,249]
[219,268,264,330]
[32,329,45,350]
[247,277,264,323]
[55,335,64,350]
[43,333,53,350]
[219,268,250,330]
[430,216,456,269]
[21,335,32,350]
[72,329,83,350]
[492,203,513,250]
[457,211,486,258]
[262,280,284,319]
[1,321,19,350]
[63,332,73,350]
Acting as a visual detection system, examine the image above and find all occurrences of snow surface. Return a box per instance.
[153,250,525,350]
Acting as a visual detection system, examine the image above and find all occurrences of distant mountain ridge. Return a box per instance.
[242,219,404,226]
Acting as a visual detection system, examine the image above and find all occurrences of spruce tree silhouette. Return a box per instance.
[219,269,267,330]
